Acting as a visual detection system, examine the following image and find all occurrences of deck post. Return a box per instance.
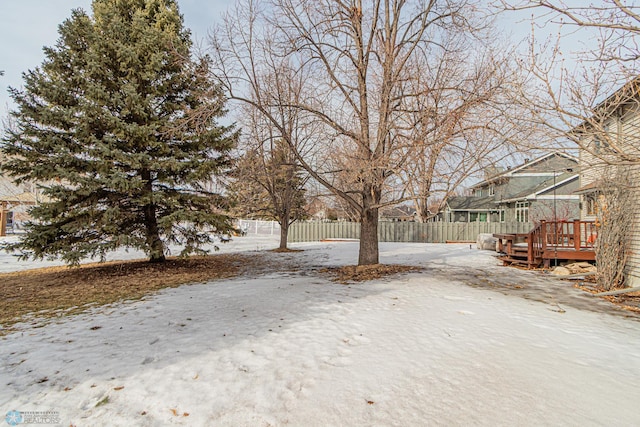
[573,219,581,251]
[540,220,547,251]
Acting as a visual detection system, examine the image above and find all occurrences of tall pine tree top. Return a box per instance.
[2,0,237,264]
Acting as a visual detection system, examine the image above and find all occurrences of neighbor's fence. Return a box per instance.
[287,221,534,243]
[237,219,281,236]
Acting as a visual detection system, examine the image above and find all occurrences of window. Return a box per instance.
[585,194,597,216]
[585,194,606,217]
[515,201,529,223]
[594,120,619,153]
[500,210,505,223]
[470,212,487,222]
[489,185,495,196]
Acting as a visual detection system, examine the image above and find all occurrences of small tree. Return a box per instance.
[1,0,237,264]
[228,139,308,249]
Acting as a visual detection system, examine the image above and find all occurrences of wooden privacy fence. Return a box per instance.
[288,221,534,243]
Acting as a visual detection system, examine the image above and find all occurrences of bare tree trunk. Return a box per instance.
[279,211,290,250]
[359,206,379,265]
[358,186,380,265]
[279,225,289,250]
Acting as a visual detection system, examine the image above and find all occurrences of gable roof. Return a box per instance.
[471,152,578,189]
[446,196,497,211]
[0,176,37,205]
[500,172,579,203]
[571,76,640,134]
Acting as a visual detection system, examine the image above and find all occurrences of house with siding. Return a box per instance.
[442,152,580,225]
[572,78,640,288]
[0,175,38,235]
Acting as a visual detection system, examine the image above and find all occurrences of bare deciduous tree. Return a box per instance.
[213,0,523,265]
[396,30,535,222]
[496,1,640,164]
[228,105,309,249]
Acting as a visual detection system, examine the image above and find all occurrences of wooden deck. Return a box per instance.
[494,220,596,268]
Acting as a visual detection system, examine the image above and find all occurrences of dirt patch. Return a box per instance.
[270,248,304,253]
[322,264,422,284]
[0,253,265,334]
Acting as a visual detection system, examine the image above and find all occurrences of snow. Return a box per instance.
[2,238,640,426]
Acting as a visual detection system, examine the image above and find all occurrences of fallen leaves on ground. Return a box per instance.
[573,283,640,314]
[0,253,265,334]
[322,264,422,284]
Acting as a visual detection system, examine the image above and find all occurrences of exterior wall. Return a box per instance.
[578,101,640,286]
[501,202,517,222]
[621,106,640,285]
[448,155,580,228]
[625,165,640,287]
[578,132,605,190]
[529,200,580,223]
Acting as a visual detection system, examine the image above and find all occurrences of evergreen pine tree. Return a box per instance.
[1,0,237,264]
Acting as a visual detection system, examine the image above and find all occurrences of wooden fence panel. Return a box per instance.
[288,221,534,243]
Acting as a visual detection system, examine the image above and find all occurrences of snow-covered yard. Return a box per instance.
[2,237,640,426]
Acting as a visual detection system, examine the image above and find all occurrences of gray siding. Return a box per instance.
[579,103,640,286]
[621,109,640,286]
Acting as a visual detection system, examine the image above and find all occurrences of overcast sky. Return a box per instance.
[0,1,566,122]
[0,1,229,117]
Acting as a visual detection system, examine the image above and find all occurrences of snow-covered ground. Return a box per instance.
[2,237,640,426]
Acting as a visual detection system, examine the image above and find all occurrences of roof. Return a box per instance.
[471,152,578,189]
[574,181,600,195]
[0,175,37,205]
[380,205,416,218]
[500,172,579,202]
[446,196,497,211]
[571,76,640,133]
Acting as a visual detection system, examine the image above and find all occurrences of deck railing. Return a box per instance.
[530,220,597,260]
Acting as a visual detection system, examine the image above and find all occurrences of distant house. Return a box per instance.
[380,205,416,222]
[0,175,38,235]
[305,197,355,222]
[442,152,580,224]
